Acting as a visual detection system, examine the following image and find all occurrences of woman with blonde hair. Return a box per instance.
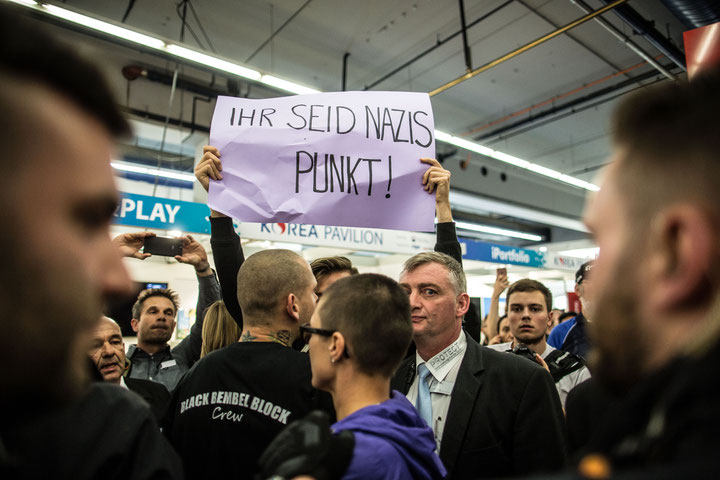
[200,300,241,357]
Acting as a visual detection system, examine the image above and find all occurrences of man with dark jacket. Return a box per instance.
[568,66,720,477]
[391,157,567,478]
[393,251,567,479]
[89,316,170,421]
[0,7,181,478]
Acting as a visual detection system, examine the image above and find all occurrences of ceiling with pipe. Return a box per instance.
[11,0,717,247]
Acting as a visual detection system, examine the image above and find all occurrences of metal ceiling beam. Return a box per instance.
[571,0,677,81]
[475,65,673,143]
[598,0,687,71]
[515,0,628,78]
[428,0,629,97]
[245,0,313,63]
[363,0,514,90]
[458,0,473,72]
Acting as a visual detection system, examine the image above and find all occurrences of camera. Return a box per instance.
[511,344,538,363]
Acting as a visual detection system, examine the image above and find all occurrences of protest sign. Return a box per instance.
[208,91,436,231]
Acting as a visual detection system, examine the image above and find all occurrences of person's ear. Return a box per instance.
[646,205,714,313]
[455,292,470,317]
[286,293,300,322]
[130,318,140,333]
[546,309,554,331]
[574,283,583,298]
[329,332,346,363]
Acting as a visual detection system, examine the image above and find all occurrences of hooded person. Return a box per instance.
[260,273,446,480]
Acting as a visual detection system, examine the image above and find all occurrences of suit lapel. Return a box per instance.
[440,338,485,474]
[391,358,415,394]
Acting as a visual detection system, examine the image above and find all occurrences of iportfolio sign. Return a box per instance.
[461,238,545,268]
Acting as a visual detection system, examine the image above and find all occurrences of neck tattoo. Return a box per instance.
[268,330,292,347]
[239,329,292,347]
[240,331,258,342]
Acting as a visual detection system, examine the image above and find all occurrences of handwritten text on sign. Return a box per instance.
[208,91,436,232]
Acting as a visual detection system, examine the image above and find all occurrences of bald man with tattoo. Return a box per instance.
[163,249,333,480]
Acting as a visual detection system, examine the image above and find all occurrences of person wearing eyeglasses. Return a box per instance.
[262,273,446,479]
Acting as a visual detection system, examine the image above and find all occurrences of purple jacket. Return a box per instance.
[332,390,446,480]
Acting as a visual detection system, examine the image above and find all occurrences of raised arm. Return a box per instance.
[422,158,482,342]
[172,235,221,368]
[195,145,245,329]
[486,268,509,340]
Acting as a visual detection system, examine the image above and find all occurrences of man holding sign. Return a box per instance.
[206,92,437,232]
[196,143,479,339]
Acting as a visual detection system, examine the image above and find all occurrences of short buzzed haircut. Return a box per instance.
[401,251,467,295]
[319,274,412,378]
[507,279,553,312]
[132,289,180,319]
[310,256,358,281]
[612,66,720,223]
[237,249,312,322]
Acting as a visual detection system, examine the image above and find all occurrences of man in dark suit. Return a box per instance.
[393,252,567,479]
[89,316,170,420]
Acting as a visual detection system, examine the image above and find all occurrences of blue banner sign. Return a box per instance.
[460,237,545,268]
[113,192,211,234]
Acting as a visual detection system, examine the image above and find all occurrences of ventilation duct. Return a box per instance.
[660,0,720,29]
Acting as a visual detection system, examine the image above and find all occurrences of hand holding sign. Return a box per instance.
[208,91,436,231]
[195,146,223,192]
[421,157,453,223]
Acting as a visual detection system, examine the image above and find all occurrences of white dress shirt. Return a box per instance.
[407,331,467,452]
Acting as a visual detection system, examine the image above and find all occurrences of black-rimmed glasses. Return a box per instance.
[299,324,350,358]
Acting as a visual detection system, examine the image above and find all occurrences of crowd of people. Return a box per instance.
[2,4,720,479]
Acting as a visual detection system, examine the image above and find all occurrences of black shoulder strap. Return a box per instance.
[545,349,586,382]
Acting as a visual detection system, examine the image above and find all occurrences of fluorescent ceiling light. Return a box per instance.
[111,162,195,183]
[260,75,321,95]
[43,4,165,49]
[455,221,543,242]
[16,1,261,82]
[16,0,600,191]
[434,129,599,191]
[7,0,38,6]
[449,191,588,232]
[165,44,261,81]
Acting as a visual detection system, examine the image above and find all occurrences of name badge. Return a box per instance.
[160,359,177,369]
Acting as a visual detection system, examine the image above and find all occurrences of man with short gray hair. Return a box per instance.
[393,251,567,479]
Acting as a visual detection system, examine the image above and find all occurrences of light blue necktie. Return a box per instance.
[416,363,433,427]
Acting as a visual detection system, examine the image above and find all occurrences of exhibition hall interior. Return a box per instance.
[8,0,707,332]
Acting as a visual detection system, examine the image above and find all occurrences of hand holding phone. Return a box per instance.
[142,236,183,257]
[494,267,509,296]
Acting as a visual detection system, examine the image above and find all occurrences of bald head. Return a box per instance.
[89,316,126,384]
[237,249,317,325]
